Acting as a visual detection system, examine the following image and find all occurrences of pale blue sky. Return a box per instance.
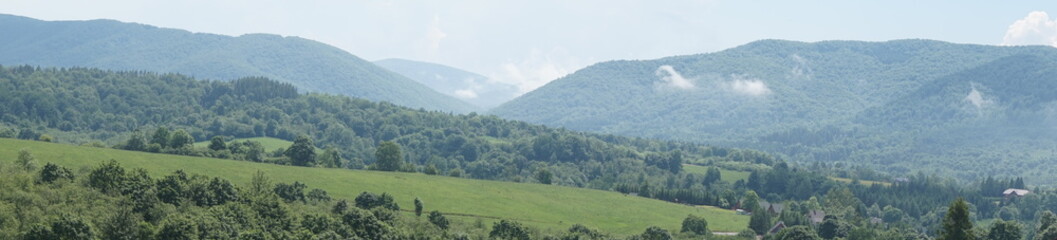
[4,1,1056,94]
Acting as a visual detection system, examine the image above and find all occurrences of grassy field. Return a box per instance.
[3,139,748,235]
[193,137,296,152]
[682,164,751,183]
[829,177,892,187]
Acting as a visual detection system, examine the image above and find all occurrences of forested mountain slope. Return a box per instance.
[0,65,814,207]
[0,14,477,113]
[375,58,518,109]
[491,39,1057,184]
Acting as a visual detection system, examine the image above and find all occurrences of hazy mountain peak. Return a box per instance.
[374,58,518,109]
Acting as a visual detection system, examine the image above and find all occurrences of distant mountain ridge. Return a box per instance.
[374,58,518,109]
[491,39,1057,184]
[0,14,477,113]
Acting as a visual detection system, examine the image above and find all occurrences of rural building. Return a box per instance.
[760,201,785,215]
[767,221,787,235]
[1003,188,1031,198]
[808,210,826,225]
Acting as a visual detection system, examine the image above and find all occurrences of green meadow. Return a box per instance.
[3,139,748,235]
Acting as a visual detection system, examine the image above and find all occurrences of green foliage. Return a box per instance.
[566,224,605,240]
[882,206,905,223]
[123,133,147,151]
[987,220,1021,240]
[703,167,722,185]
[38,162,73,183]
[307,188,331,202]
[749,207,772,235]
[88,159,127,194]
[637,226,672,240]
[341,208,394,240]
[332,200,349,215]
[818,216,848,240]
[51,215,94,240]
[354,192,400,211]
[18,215,96,240]
[156,215,198,240]
[737,228,757,238]
[939,198,974,240]
[208,136,226,151]
[274,181,307,203]
[536,169,553,185]
[285,135,317,167]
[414,197,423,217]
[151,127,170,148]
[428,211,449,230]
[318,147,342,168]
[16,148,35,171]
[742,191,761,212]
[373,141,403,172]
[1039,225,1057,240]
[680,215,709,235]
[773,225,819,240]
[490,220,531,240]
[99,207,142,240]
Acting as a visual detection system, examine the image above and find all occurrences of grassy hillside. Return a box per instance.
[0,14,476,113]
[2,138,749,235]
[375,58,518,109]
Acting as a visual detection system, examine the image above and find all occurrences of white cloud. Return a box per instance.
[789,54,811,79]
[489,48,577,94]
[655,65,695,89]
[425,15,447,55]
[1002,11,1057,47]
[729,78,772,96]
[964,83,992,109]
[453,88,478,99]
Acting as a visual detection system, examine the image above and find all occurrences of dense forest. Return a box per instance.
[0,14,477,113]
[490,39,1057,185]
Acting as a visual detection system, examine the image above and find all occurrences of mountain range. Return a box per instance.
[0,14,477,113]
[492,39,1057,184]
